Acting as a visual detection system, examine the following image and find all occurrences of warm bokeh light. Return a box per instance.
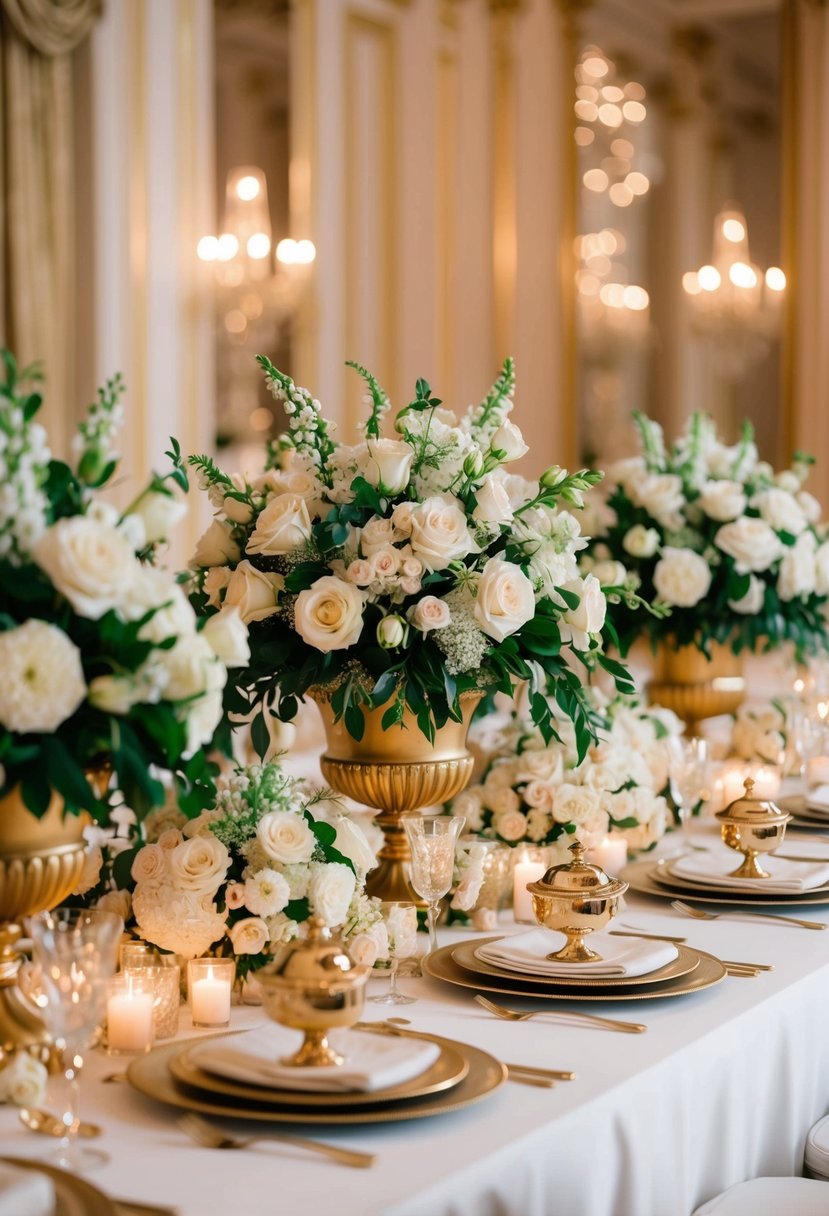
[625,171,650,196]
[601,86,624,103]
[698,265,721,291]
[216,233,239,261]
[235,175,261,201]
[246,232,271,259]
[622,101,646,123]
[623,285,649,311]
[574,126,595,146]
[598,229,618,254]
[624,82,646,101]
[576,85,598,101]
[276,238,316,265]
[598,103,623,128]
[600,283,626,308]
[576,271,601,295]
[765,267,786,292]
[582,55,609,78]
[249,407,273,432]
[583,169,609,193]
[722,218,746,243]
[682,271,701,295]
[197,236,219,262]
[224,309,247,334]
[729,262,758,289]
[609,183,633,207]
[575,100,598,121]
[611,138,634,159]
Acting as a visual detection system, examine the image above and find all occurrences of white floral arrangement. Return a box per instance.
[128,763,385,974]
[583,411,829,658]
[184,356,638,762]
[0,1051,48,1109]
[450,693,683,854]
[731,703,788,767]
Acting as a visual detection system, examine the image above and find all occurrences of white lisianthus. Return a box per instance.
[697,480,747,522]
[408,595,451,633]
[203,566,233,610]
[257,809,317,864]
[715,518,783,574]
[634,474,684,527]
[473,558,535,642]
[472,473,514,525]
[246,493,313,556]
[778,532,817,601]
[130,489,188,543]
[229,916,270,955]
[33,517,139,619]
[362,438,414,494]
[130,843,169,886]
[295,576,366,652]
[192,519,241,568]
[491,419,529,462]
[557,574,607,650]
[728,575,765,615]
[309,862,357,927]
[223,560,284,625]
[622,524,660,559]
[754,487,807,536]
[168,835,230,895]
[652,547,712,607]
[203,608,250,668]
[0,1051,48,1109]
[409,495,479,570]
[244,868,291,917]
[0,620,86,733]
[331,815,378,878]
[552,782,600,825]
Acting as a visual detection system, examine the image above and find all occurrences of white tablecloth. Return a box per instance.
[3,840,829,1216]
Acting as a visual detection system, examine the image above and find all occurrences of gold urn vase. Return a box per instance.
[314,690,482,903]
[647,640,745,735]
[0,788,89,1056]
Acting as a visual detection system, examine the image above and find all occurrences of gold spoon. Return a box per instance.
[19,1107,102,1139]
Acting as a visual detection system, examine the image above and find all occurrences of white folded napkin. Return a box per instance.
[669,848,829,893]
[189,1023,441,1093]
[806,785,829,818]
[475,930,677,978]
[0,1162,54,1216]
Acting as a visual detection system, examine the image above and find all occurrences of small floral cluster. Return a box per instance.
[128,763,385,974]
[450,692,683,854]
[730,703,788,767]
[186,357,638,759]
[0,354,51,563]
[583,412,829,657]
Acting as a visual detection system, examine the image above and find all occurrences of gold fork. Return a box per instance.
[474,993,646,1033]
[177,1112,376,1169]
[670,899,827,930]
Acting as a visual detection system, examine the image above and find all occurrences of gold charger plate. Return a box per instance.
[168,1031,469,1108]
[452,937,700,989]
[128,1033,506,1125]
[0,1155,117,1216]
[423,942,726,1001]
[623,858,829,907]
[651,858,829,900]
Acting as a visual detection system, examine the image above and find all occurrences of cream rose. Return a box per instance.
[409,495,478,570]
[523,779,555,809]
[0,620,86,734]
[33,517,140,619]
[192,519,241,568]
[224,560,284,624]
[557,574,607,650]
[257,809,317,864]
[408,595,451,633]
[591,559,627,587]
[229,916,270,955]
[715,518,783,574]
[331,816,377,878]
[371,545,401,579]
[754,488,807,536]
[0,1051,48,1109]
[295,576,366,652]
[697,480,747,522]
[362,438,414,494]
[345,558,374,586]
[491,420,529,462]
[778,532,817,601]
[634,474,684,527]
[816,542,829,596]
[203,566,233,609]
[622,524,660,559]
[225,882,247,910]
[728,574,765,615]
[162,634,226,702]
[492,807,528,842]
[652,547,712,607]
[360,515,398,554]
[203,608,250,667]
[473,558,535,643]
[168,835,230,895]
[552,782,600,825]
[472,474,514,525]
[246,493,312,557]
[451,789,484,832]
[309,863,357,928]
[348,926,388,968]
[131,843,169,886]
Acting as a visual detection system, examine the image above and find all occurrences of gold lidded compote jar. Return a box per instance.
[256,917,369,1068]
[527,840,628,963]
[715,776,791,879]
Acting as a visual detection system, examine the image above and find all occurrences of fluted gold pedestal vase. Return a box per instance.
[314,692,482,903]
[648,641,745,735]
[0,790,87,1056]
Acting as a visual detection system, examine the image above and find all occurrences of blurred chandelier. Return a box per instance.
[682,206,785,379]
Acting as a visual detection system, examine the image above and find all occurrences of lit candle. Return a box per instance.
[807,757,829,789]
[107,976,155,1054]
[189,960,234,1028]
[748,763,782,800]
[587,834,628,875]
[513,860,546,924]
[720,762,750,808]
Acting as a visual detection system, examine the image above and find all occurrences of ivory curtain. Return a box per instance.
[0,0,100,451]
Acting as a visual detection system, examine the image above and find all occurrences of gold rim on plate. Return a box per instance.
[651,858,829,900]
[128,1033,506,1125]
[423,943,727,1001]
[0,1155,117,1216]
[451,938,700,989]
[623,859,829,907]
[169,1032,469,1108]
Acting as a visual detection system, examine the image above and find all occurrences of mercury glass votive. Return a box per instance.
[126,962,181,1040]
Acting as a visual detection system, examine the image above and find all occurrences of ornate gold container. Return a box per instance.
[715,777,790,879]
[648,640,745,735]
[257,918,368,1067]
[313,690,482,902]
[528,840,627,963]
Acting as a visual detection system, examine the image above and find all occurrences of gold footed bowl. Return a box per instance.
[647,640,745,735]
[313,690,482,903]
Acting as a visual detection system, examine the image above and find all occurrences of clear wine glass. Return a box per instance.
[668,737,709,841]
[29,908,123,1172]
[370,902,418,1005]
[403,815,465,955]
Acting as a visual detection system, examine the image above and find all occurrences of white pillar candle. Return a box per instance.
[190,964,233,1027]
[748,764,782,800]
[513,861,546,924]
[107,982,155,1054]
[720,762,750,808]
[587,834,628,875]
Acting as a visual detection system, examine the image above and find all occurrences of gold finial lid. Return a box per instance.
[258,917,366,990]
[527,840,627,899]
[715,777,790,827]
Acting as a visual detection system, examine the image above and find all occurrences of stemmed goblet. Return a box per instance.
[29,908,123,1172]
[403,815,465,955]
[668,737,709,840]
[370,902,418,1005]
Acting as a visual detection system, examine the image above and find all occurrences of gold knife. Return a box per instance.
[609,931,687,943]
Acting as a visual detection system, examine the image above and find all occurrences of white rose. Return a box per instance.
[409,495,479,570]
[246,493,313,557]
[163,634,226,702]
[257,810,317,864]
[0,1052,48,1108]
[202,608,250,667]
[371,545,401,580]
[348,925,388,968]
[210,472,254,524]
[229,916,270,955]
[96,889,132,921]
[224,561,284,625]
[491,420,529,462]
[131,843,169,886]
[33,517,140,619]
[295,576,366,652]
[778,532,817,601]
[798,491,822,524]
[360,515,398,555]
[652,547,712,607]
[715,518,783,574]
[168,835,230,894]
[557,574,607,650]
[728,575,765,615]
[191,519,241,568]
[244,868,291,917]
[516,749,562,783]
[203,566,233,610]
[608,456,646,491]
[309,863,357,928]
[183,688,224,756]
[346,558,374,586]
[523,780,554,809]
[492,807,528,842]
[130,489,188,543]
[362,438,414,494]
[74,844,104,896]
[754,488,807,536]
[552,782,600,825]
[697,480,747,522]
[473,558,535,642]
[488,786,521,816]
[157,828,183,851]
[622,524,659,559]
[331,815,378,878]
[634,474,684,527]
[408,595,451,633]
[0,620,86,733]
[451,789,484,832]
[815,542,829,596]
[472,474,514,525]
[591,559,627,587]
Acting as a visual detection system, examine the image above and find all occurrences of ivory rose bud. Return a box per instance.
[652,548,712,608]
[409,495,479,570]
[331,816,378,878]
[408,595,451,633]
[557,574,607,650]
[346,559,374,586]
[33,517,140,618]
[295,576,366,652]
[225,882,247,910]
[204,565,233,609]
[473,558,535,642]
[168,835,230,895]
[362,438,414,494]
[202,608,250,667]
[257,810,316,864]
[224,560,284,624]
[191,519,241,569]
[472,474,514,525]
[130,488,188,543]
[715,518,783,574]
[622,524,660,559]
[377,614,408,649]
[309,862,357,927]
[491,420,529,463]
[391,502,416,536]
[246,493,312,557]
[229,917,269,955]
[698,480,746,522]
[371,546,401,579]
[728,575,765,615]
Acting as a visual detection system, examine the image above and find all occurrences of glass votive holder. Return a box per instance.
[106,973,156,1055]
[126,963,181,1040]
[120,940,152,972]
[187,958,235,1028]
